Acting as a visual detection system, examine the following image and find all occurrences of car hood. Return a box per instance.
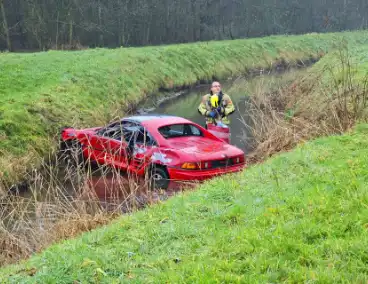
[165,137,243,160]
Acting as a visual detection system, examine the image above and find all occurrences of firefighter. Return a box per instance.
[198,81,235,127]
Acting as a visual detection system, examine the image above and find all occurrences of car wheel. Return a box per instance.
[149,165,169,190]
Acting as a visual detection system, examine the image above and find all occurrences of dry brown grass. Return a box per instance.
[239,45,368,163]
[0,143,189,267]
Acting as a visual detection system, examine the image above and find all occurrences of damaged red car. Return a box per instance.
[60,115,246,190]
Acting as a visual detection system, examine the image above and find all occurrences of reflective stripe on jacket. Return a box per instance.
[198,92,235,124]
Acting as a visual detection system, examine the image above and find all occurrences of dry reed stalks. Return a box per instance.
[0,137,190,267]
[239,44,368,164]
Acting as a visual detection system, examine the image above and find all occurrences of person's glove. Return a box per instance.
[216,107,224,114]
[207,110,216,118]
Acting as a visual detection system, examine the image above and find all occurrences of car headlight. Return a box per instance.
[181,162,199,170]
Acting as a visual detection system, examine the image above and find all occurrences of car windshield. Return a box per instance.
[158,123,203,139]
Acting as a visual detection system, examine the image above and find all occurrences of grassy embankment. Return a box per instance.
[0,64,308,268]
[1,43,368,282]
[242,43,368,163]
[2,30,368,190]
[1,123,367,282]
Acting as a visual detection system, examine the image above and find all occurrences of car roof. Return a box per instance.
[123,114,193,127]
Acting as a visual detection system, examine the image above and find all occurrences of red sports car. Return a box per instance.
[60,115,246,189]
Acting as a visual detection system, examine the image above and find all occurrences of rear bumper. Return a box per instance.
[167,163,246,181]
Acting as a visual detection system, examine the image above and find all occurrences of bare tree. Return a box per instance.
[0,0,11,50]
[0,0,367,51]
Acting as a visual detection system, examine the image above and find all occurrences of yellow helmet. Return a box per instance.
[210,94,219,108]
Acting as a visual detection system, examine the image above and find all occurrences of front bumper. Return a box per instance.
[167,163,246,181]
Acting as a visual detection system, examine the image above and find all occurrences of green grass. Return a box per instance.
[299,44,368,88]
[3,31,368,281]
[1,124,368,283]
[2,30,368,187]
[281,43,368,124]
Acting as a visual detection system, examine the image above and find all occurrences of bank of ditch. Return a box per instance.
[0,60,310,268]
[1,38,368,272]
[244,43,368,163]
[2,30,368,191]
[1,63,368,281]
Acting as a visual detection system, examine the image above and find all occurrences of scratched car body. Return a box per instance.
[60,115,246,189]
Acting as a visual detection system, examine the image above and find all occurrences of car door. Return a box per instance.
[101,122,130,168]
[105,137,129,168]
[85,133,111,163]
[107,120,142,169]
[87,122,128,167]
[128,125,157,172]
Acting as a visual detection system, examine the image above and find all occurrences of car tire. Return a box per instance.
[149,165,170,190]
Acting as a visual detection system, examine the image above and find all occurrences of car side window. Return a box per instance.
[159,123,203,138]
[189,125,202,136]
[120,123,156,146]
[97,120,157,145]
[123,129,134,144]
[134,127,155,146]
[167,124,184,136]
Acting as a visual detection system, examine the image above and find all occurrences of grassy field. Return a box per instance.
[2,30,368,189]
[1,123,367,283]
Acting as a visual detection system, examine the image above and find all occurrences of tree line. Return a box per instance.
[0,0,366,51]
